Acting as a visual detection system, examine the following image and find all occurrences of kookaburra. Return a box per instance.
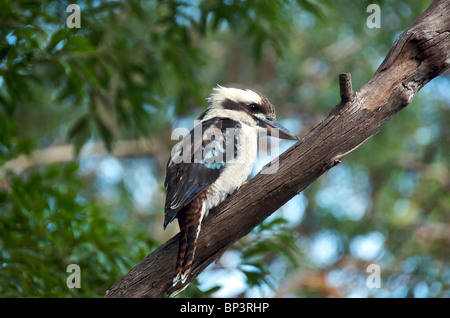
[164,86,299,286]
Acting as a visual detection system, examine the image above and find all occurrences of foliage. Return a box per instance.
[0,0,449,298]
[0,163,154,297]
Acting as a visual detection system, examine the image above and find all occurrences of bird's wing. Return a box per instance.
[163,117,241,228]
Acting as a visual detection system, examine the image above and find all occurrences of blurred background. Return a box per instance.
[0,0,449,297]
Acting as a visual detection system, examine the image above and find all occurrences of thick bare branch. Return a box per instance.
[105,0,449,298]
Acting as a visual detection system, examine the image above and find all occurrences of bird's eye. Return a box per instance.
[249,103,259,111]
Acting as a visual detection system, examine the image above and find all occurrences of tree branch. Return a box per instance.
[105,0,449,298]
[0,136,169,175]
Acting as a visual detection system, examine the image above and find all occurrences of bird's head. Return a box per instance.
[201,85,299,140]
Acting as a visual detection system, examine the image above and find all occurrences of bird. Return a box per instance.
[164,85,299,286]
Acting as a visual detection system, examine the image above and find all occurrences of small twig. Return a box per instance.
[338,73,355,103]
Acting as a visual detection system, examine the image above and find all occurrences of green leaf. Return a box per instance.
[68,114,91,156]
[297,0,326,22]
[46,28,70,52]
[93,115,113,152]
[62,35,95,53]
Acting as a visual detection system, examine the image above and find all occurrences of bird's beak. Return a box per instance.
[257,117,300,141]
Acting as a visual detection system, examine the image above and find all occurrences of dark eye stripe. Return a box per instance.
[221,98,242,111]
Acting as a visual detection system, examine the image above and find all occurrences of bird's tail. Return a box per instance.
[173,192,206,286]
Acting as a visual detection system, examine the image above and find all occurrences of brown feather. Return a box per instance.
[173,190,207,285]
